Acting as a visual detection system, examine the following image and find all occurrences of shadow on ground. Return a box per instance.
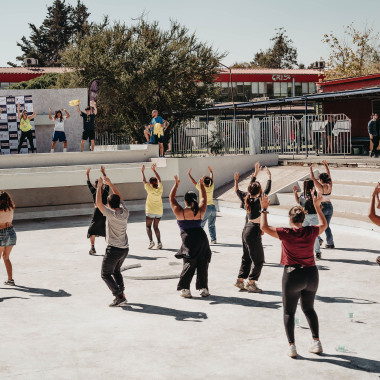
[204,294,282,309]
[298,353,380,374]
[122,303,207,322]
[0,285,71,297]
[0,296,29,302]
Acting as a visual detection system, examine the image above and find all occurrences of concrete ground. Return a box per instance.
[0,210,379,380]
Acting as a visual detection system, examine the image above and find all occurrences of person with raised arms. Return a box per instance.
[77,100,97,152]
[188,166,217,244]
[96,174,129,307]
[49,107,70,152]
[17,102,37,153]
[260,191,327,358]
[169,175,211,298]
[141,163,164,249]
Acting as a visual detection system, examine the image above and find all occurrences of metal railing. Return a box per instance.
[169,119,250,155]
[95,131,131,146]
[260,114,351,156]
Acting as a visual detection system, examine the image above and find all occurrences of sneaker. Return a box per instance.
[309,340,323,354]
[245,281,262,293]
[109,296,127,307]
[325,244,335,249]
[89,247,96,255]
[315,252,322,261]
[234,279,245,290]
[318,237,323,244]
[288,345,298,358]
[148,241,155,249]
[4,279,15,286]
[200,288,210,297]
[211,240,217,244]
[157,242,163,249]
[180,289,192,298]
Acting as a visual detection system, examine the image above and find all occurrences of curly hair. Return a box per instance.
[0,191,15,212]
[149,177,158,189]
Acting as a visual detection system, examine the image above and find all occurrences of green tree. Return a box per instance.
[252,28,298,69]
[8,0,90,67]
[60,18,224,142]
[322,23,380,79]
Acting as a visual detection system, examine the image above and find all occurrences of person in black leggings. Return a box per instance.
[260,191,328,358]
[234,161,271,293]
[368,183,380,265]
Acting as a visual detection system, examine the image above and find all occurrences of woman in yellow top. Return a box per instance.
[142,163,164,249]
[188,166,217,244]
[17,102,37,153]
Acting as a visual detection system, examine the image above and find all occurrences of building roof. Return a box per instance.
[0,67,75,74]
[219,68,322,75]
[320,72,380,86]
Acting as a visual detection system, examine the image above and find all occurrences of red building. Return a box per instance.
[0,67,73,89]
[318,73,380,138]
[214,68,323,102]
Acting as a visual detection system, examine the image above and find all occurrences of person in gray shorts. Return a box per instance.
[96,175,129,307]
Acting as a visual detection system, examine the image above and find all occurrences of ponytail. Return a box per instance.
[184,191,199,216]
[190,200,199,216]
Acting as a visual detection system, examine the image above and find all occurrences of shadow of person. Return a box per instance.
[0,285,71,297]
[121,303,207,322]
[204,294,281,309]
[0,296,29,302]
[335,247,380,255]
[323,258,378,266]
[297,353,380,374]
[315,295,377,305]
[128,255,166,261]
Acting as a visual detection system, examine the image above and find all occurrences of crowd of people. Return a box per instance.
[0,161,379,358]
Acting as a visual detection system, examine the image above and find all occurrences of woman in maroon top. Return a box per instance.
[260,192,327,359]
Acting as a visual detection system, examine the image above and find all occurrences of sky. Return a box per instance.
[1,0,380,67]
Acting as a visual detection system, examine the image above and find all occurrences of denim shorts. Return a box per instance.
[146,213,163,219]
[0,227,17,247]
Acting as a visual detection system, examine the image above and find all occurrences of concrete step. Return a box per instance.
[277,192,370,216]
[270,204,380,233]
[295,180,376,198]
[330,169,380,183]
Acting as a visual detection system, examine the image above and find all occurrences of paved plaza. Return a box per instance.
[0,210,379,379]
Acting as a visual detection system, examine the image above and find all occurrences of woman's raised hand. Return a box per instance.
[86,168,91,176]
[174,175,180,185]
[293,185,298,193]
[141,165,145,172]
[199,177,204,185]
[260,194,270,209]
[265,166,271,177]
[234,172,239,181]
[255,161,262,172]
[151,163,156,171]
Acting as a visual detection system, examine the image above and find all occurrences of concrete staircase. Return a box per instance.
[271,168,380,232]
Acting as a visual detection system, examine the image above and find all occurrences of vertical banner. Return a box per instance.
[0,95,35,154]
[89,79,100,112]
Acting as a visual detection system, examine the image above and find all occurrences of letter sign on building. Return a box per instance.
[272,74,291,81]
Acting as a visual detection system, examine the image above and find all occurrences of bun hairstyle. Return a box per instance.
[245,181,262,212]
[204,176,213,187]
[289,206,306,224]
[149,177,158,189]
[184,191,199,216]
[0,191,15,212]
[319,173,331,184]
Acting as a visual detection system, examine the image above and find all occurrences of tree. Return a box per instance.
[8,0,90,67]
[322,23,380,79]
[252,28,298,69]
[60,18,224,142]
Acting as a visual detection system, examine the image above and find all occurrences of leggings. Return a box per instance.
[282,265,319,344]
[18,130,35,153]
[238,223,264,281]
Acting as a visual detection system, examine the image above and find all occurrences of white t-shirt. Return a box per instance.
[54,116,66,132]
[102,200,129,248]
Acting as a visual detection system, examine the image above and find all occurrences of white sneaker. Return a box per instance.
[309,340,323,354]
[148,241,155,249]
[180,289,192,298]
[245,281,262,293]
[157,242,163,249]
[211,240,217,244]
[288,345,298,358]
[200,288,210,297]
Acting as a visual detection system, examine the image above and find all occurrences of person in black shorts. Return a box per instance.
[77,100,97,152]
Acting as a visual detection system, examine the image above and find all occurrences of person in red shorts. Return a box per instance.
[260,191,327,359]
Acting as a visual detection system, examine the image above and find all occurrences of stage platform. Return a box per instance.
[0,151,278,219]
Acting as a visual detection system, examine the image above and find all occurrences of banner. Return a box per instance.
[0,95,36,154]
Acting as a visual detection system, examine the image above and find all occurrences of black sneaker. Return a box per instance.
[109,296,127,307]
[325,244,335,249]
[315,252,322,261]
[89,247,96,255]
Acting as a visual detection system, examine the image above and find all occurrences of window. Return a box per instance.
[302,82,309,94]
[0,82,10,89]
[258,82,265,96]
[295,82,302,96]
[236,82,244,95]
[273,82,281,97]
[252,82,259,95]
[309,82,317,93]
[266,82,274,97]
